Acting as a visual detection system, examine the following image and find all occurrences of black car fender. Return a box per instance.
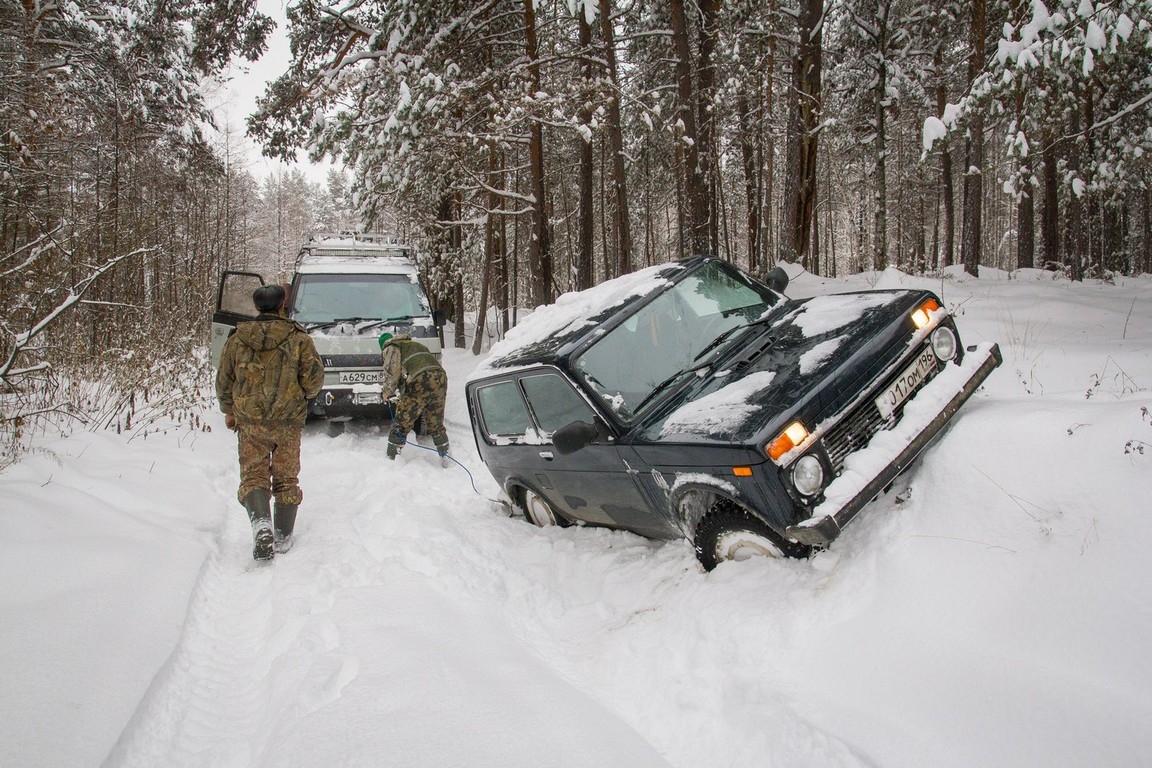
[667,480,747,540]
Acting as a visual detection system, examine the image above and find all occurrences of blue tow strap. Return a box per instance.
[386,400,488,499]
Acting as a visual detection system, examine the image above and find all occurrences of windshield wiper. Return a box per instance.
[693,326,741,362]
[357,315,428,332]
[693,316,776,362]
[303,314,431,334]
[631,361,713,416]
[303,316,380,332]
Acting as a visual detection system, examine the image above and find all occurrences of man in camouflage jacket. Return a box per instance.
[216,284,324,560]
[379,331,449,465]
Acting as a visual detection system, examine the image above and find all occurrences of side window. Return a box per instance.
[476,381,533,439]
[521,373,596,434]
[219,273,264,317]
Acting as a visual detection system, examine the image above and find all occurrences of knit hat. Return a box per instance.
[378,332,393,349]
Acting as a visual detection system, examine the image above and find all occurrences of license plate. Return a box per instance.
[339,370,382,384]
[875,348,938,419]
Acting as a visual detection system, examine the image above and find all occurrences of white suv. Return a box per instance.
[211,233,445,434]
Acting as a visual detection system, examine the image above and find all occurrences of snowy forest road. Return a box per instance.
[99,412,678,768]
[8,268,1152,768]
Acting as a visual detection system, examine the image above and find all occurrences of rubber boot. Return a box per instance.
[435,436,451,469]
[242,488,275,561]
[274,502,298,554]
[387,434,405,460]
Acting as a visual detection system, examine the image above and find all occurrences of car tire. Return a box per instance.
[694,500,809,570]
[519,488,570,528]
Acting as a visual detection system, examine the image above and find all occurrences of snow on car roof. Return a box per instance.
[472,261,687,377]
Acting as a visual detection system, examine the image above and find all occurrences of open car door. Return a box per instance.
[210,271,265,367]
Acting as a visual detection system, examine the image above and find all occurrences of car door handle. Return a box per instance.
[539,450,554,461]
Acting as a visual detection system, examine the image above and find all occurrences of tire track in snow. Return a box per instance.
[101,452,360,768]
[100,411,861,768]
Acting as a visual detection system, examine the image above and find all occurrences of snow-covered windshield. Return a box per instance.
[573,260,780,422]
[290,274,431,325]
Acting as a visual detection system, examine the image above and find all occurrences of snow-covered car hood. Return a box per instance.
[646,289,934,443]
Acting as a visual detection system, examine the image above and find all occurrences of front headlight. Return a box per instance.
[931,326,957,361]
[792,454,825,497]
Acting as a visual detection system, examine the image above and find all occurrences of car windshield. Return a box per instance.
[573,260,780,422]
[290,274,431,326]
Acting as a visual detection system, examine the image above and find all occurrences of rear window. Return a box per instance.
[476,381,533,438]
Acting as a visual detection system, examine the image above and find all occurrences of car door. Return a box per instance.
[210,271,265,367]
[474,371,673,538]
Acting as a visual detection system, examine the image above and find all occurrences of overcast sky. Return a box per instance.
[209,0,337,185]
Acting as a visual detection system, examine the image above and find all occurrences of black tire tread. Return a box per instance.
[694,500,809,570]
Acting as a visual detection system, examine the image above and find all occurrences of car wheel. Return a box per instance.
[519,488,570,528]
[693,500,809,570]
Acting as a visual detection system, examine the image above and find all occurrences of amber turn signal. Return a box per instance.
[911,298,941,329]
[767,421,809,460]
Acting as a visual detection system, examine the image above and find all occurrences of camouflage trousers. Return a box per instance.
[236,421,304,505]
[389,368,449,454]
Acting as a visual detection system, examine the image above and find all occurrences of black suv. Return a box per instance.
[465,257,1001,569]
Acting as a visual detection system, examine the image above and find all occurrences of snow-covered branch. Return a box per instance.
[1,247,154,384]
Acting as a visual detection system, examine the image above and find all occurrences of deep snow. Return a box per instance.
[3,264,1151,768]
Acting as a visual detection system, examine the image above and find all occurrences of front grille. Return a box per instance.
[824,404,895,473]
[822,351,941,474]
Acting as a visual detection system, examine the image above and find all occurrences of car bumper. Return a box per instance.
[785,342,1002,547]
[310,385,391,420]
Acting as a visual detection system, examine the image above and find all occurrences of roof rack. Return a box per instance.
[295,232,416,267]
[307,232,404,246]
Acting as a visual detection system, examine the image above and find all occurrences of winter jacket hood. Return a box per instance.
[234,313,299,352]
[216,314,325,426]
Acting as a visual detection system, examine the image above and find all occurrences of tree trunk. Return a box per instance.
[576,9,595,290]
[1041,132,1059,268]
[598,0,633,277]
[764,0,779,266]
[668,0,710,256]
[960,0,985,277]
[784,0,823,265]
[473,226,493,357]
[697,0,720,256]
[738,92,761,272]
[873,1,889,271]
[936,54,955,270]
[524,0,552,306]
[1065,88,1084,281]
[1017,181,1035,270]
[1010,0,1034,271]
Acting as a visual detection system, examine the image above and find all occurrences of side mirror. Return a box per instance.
[553,420,600,456]
[433,308,448,327]
[765,265,789,295]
